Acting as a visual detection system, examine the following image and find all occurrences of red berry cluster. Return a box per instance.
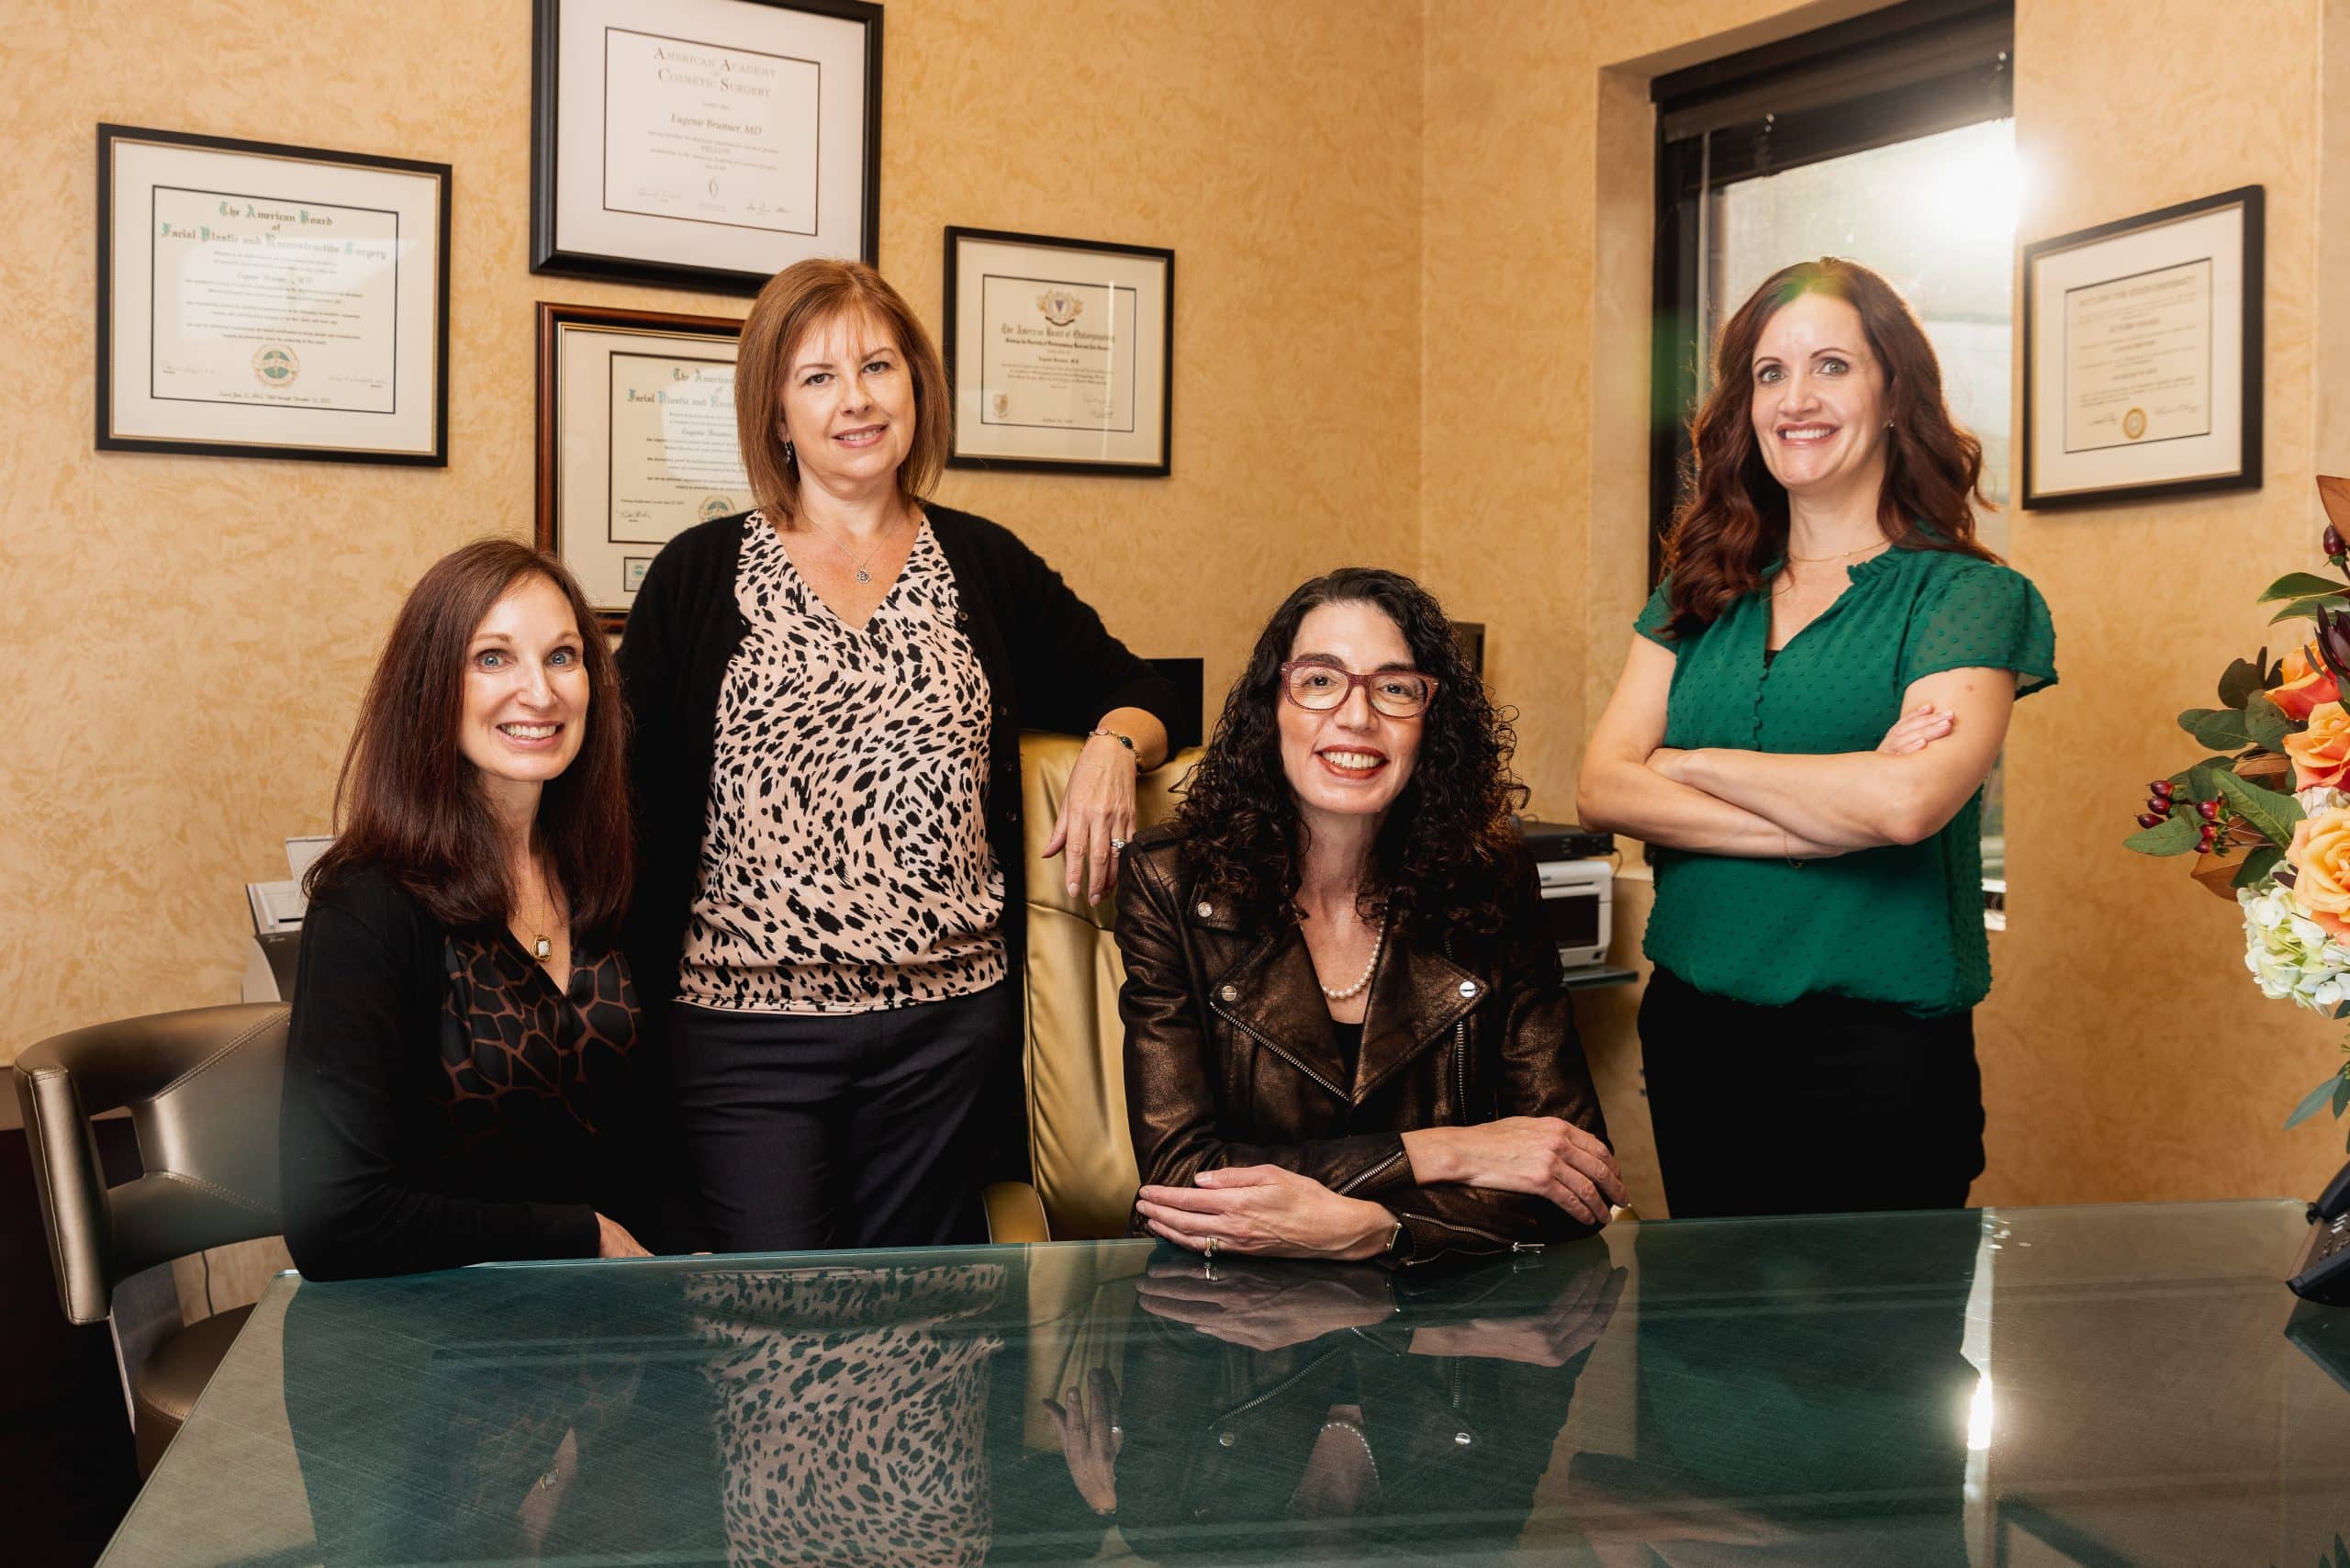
[2136,778,2228,853]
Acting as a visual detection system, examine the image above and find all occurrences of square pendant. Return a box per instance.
[533,937,552,960]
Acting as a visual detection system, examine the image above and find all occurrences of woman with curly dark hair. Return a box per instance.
[1117,568,1623,1265]
[1576,258,2056,1218]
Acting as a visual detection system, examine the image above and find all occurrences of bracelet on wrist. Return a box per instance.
[1088,727,1136,755]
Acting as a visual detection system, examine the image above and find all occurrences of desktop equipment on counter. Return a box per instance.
[1518,820,1616,970]
[241,836,330,1003]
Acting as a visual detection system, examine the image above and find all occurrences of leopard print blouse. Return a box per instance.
[689,1263,1005,1566]
[677,516,1008,1014]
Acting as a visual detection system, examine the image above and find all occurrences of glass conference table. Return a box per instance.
[105,1201,2350,1565]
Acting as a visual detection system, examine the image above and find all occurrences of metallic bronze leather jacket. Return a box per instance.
[1116,828,1611,1263]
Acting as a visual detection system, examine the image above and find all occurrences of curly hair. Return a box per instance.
[1173,567,1528,937]
[1661,257,1999,637]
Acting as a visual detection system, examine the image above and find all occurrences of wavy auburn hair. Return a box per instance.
[306,539,632,935]
[1174,568,1528,938]
[1659,257,1999,636]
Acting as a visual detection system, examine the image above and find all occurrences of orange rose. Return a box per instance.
[2287,701,2350,790]
[2273,644,2341,722]
[2288,807,2350,940]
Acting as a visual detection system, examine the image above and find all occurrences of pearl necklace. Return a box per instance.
[1319,925,1385,1002]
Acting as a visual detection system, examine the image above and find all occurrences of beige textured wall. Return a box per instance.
[0,0,1424,1058]
[1427,0,2350,1208]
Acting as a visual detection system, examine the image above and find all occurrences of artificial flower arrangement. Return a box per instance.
[2125,477,2350,1143]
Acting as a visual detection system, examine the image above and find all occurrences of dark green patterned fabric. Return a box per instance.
[1633,545,2056,1016]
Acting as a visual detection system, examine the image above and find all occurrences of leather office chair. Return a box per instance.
[14,1002,287,1475]
[982,731,1201,1244]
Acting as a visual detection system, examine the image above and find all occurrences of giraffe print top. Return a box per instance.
[676,516,1008,1014]
[439,929,642,1151]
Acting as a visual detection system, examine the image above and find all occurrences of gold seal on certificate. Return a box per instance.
[2023,186,2262,509]
[946,228,1174,476]
[98,126,450,465]
[537,304,749,629]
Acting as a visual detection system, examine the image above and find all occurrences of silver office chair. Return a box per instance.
[13,1002,286,1474]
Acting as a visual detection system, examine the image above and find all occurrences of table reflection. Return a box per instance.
[1039,1244,1626,1561]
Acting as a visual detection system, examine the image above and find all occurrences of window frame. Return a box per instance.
[1647,0,2016,576]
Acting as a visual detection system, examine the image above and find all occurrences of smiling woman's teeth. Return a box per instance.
[1323,749,1383,768]
[1779,425,1834,441]
[500,722,557,739]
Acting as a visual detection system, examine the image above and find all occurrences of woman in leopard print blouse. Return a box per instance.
[282,541,665,1279]
[621,260,1181,1254]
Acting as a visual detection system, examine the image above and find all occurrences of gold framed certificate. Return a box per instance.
[536,302,749,630]
[944,228,1174,476]
[96,125,451,465]
[532,0,880,295]
[2021,186,2263,510]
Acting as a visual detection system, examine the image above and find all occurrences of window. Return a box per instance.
[1651,0,2018,889]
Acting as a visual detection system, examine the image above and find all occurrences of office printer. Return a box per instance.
[241,836,331,1003]
[1517,820,1617,969]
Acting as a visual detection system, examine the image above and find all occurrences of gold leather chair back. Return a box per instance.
[13,1002,287,1324]
[1015,732,1200,1239]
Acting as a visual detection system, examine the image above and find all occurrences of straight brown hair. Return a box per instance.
[734,259,952,525]
[307,539,633,935]
[1660,257,1999,636]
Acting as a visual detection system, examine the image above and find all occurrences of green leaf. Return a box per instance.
[2219,656,2266,708]
[2288,1070,2343,1130]
[2216,769,2306,848]
[2244,691,2296,751]
[2179,708,2253,750]
[2271,595,2347,624]
[2233,845,2285,888]
[2259,572,2347,602]
[2124,814,2201,855]
[2333,1074,2350,1119]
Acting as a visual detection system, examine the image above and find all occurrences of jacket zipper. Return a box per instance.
[1337,1148,1405,1196]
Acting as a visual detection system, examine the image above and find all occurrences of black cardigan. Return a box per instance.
[279,869,658,1279]
[617,504,1181,1025]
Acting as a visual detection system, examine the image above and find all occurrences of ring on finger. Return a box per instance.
[1203,1235,1220,1260]
[1110,836,1126,852]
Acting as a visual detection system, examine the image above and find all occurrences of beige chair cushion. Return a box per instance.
[1016,733,1199,1239]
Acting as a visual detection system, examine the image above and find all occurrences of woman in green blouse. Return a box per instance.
[1577,258,2054,1218]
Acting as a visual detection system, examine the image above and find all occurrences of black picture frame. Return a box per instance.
[95,124,452,466]
[531,0,881,295]
[2020,185,2264,510]
[943,226,1175,477]
[535,300,748,633]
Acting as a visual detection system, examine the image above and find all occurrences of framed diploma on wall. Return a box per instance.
[944,228,1174,476]
[536,302,749,630]
[96,125,451,465]
[2021,186,2263,510]
[532,0,881,295]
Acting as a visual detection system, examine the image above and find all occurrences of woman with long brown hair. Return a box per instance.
[282,540,659,1278]
[1122,568,1622,1266]
[1576,258,2056,1218]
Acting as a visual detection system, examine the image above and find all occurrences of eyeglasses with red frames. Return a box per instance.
[1278,659,1440,719]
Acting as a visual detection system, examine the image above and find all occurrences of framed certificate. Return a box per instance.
[532,0,880,295]
[2021,186,2263,510]
[96,125,451,465]
[536,302,749,630]
[944,228,1174,476]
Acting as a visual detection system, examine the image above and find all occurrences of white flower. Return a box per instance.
[2240,882,2350,1013]
[2300,786,2350,814]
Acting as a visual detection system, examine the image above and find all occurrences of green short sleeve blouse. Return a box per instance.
[1633,545,2057,1016]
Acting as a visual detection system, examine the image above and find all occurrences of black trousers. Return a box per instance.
[1638,966,1985,1219]
[665,982,1017,1253]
